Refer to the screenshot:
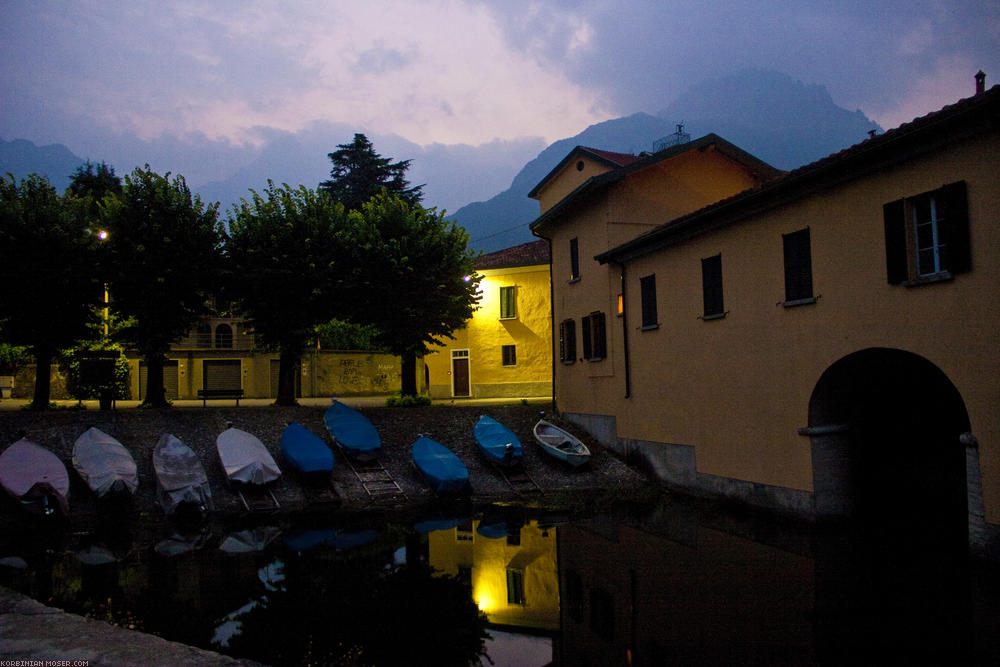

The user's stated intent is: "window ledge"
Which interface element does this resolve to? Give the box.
[639,323,659,331]
[699,311,727,321]
[561,360,575,365]
[903,271,953,287]
[568,277,581,284]
[781,296,819,308]
[498,317,517,321]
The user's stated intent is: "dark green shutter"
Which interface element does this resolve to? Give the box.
[883,198,907,284]
[939,180,971,275]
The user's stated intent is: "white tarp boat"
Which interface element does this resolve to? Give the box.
[216,426,281,486]
[72,427,138,499]
[152,433,214,518]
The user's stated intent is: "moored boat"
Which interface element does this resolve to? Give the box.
[0,438,70,517]
[280,422,334,476]
[216,426,282,486]
[152,433,214,519]
[473,415,523,468]
[411,436,471,495]
[72,427,139,499]
[323,399,381,461]
[532,419,591,468]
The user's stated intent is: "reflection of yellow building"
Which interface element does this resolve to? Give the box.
[425,241,552,399]
[427,519,559,631]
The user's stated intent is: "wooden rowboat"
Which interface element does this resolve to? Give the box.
[532,419,591,467]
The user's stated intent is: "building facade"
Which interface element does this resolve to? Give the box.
[425,240,552,399]
[532,81,1000,553]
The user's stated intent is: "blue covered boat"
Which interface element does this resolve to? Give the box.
[411,436,471,495]
[473,415,523,468]
[323,399,381,461]
[280,422,334,476]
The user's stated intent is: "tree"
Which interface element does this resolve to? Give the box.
[101,166,222,407]
[68,161,123,201]
[319,134,424,211]
[345,194,481,396]
[225,182,351,405]
[0,174,104,408]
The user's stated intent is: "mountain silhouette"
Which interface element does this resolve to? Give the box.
[0,138,86,192]
[453,69,881,252]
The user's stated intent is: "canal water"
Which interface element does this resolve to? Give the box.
[1,496,998,666]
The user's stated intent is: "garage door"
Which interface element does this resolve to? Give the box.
[203,360,242,391]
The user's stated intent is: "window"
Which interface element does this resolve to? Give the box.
[569,237,580,281]
[884,181,970,284]
[565,569,584,623]
[559,319,576,364]
[782,228,814,304]
[639,274,658,329]
[501,345,516,366]
[215,323,233,348]
[196,322,212,347]
[590,588,615,640]
[581,311,607,361]
[499,286,517,319]
[506,569,526,605]
[702,254,725,318]
[616,293,623,317]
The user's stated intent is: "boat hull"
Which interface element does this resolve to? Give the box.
[411,436,471,495]
[0,439,70,517]
[281,422,334,475]
[532,420,591,468]
[323,399,381,461]
[217,427,282,486]
[473,415,524,468]
[153,433,214,518]
[72,427,139,499]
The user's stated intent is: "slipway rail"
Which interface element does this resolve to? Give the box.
[495,464,541,495]
[344,456,407,502]
[236,487,280,513]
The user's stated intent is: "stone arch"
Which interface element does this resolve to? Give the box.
[805,347,978,548]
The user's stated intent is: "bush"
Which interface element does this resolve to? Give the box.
[385,394,431,407]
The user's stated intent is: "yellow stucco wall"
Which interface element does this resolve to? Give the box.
[427,520,559,631]
[544,128,1000,523]
[426,264,552,399]
[535,155,618,214]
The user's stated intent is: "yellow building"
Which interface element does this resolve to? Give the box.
[425,240,552,399]
[532,79,1000,554]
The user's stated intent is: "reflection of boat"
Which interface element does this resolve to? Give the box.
[72,427,139,499]
[473,415,523,468]
[280,422,334,476]
[532,419,590,468]
[219,526,282,554]
[217,426,281,486]
[476,520,508,540]
[154,529,211,557]
[0,438,70,517]
[323,399,381,461]
[152,433,214,518]
[283,527,379,553]
[76,543,119,566]
[413,517,466,534]
[411,436,471,495]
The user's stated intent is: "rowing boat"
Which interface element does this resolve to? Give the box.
[532,419,591,467]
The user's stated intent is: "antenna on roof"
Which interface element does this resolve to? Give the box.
[976,70,986,95]
[652,123,691,152]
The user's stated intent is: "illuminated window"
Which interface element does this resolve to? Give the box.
[499,286,516,319]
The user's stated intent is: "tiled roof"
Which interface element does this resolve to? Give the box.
[581,147,642,167]
[476,239,550,270]
[597,84,1000,265]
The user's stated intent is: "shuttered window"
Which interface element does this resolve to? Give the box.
[581,311,607,361]
[884,180,971,284]
[782,228,814,303]
[559,319,576,364]
[569,237,580,281]
[501,345,516,366]
[702,254,724,317]
[639,274,658,329]
[499,286,516,319]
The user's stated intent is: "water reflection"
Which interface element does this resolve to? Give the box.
[0,497,997,666]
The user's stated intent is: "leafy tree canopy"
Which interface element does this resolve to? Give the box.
[319,134,424,211]
[344,193,481,395]
[225,182,352,404]
[101,165,222,406]
[68,160,122,200]
[0,174,104,407]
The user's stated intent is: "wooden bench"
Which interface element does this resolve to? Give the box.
[197,388,244,406]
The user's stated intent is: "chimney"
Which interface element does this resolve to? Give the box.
[975,70,986,95]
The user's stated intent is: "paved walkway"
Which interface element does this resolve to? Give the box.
[0,587,261,666]
[0,395,552,411]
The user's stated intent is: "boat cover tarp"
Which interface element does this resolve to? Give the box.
[219,526,282,554]
[0,438,70,515]
[473,415,524,467]
[153,433,214,516]
[411,436,470,494]
[323,399,381,460]
[280,422,334,474]
[72,427,139,497]
[216,427,281,486]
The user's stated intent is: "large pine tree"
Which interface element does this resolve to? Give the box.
[319,134,424,211]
